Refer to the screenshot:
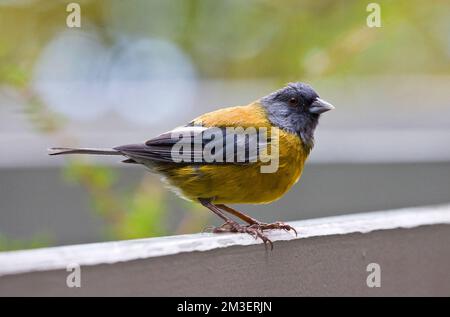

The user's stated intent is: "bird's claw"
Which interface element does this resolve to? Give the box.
[202,226,216,233]
[209,221,274,250]
[249,221,297,236]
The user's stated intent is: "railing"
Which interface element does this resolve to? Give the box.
[1,204,450,296]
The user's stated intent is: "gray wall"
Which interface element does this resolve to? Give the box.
[1,162,450,246]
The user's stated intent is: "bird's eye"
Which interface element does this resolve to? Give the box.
[289,97,298,106]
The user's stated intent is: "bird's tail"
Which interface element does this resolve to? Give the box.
[48,147,122,156]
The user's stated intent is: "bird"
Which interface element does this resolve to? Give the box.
[49,82,334,249]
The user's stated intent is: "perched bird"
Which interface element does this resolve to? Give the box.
[50,82,334,248]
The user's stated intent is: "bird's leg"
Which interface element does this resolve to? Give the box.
[216,204,297,236]
[199,199,273,249]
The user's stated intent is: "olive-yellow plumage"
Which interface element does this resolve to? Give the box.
[155,102,307,204]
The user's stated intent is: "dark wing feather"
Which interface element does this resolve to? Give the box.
[115,125,268,165]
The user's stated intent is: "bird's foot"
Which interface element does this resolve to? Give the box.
[210,220,274,250]
[249,221,297,236]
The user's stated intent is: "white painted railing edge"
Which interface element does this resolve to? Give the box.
[1,203,450,277]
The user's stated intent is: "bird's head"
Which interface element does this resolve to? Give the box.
[260,82,334,150]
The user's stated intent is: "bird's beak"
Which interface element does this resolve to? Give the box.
[309,98,335,114]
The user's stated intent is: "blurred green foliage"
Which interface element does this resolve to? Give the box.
[0,233,53,252]
[0,0,448,82]
[63,161,169,239]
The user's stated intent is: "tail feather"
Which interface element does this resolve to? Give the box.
[48,147,122,156]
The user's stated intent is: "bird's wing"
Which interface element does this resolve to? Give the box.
[116,125,268,165]
[116,103,273,165]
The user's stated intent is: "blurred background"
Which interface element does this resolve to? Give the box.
[0,0,449,250]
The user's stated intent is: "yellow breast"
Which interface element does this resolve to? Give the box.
[156,103,308,204]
